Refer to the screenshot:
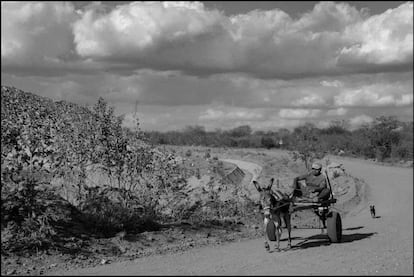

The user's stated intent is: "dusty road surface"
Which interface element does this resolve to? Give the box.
[50,157,413,275]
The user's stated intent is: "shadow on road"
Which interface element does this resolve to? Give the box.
[344,226,364,231]
[280,236,302,241]
[290,231,376,250]
[341,232,376,243]
[291,238,331,249]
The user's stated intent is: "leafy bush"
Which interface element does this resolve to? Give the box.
[1,86,187,254]
[1,185,73,252]
[78,186,160,237]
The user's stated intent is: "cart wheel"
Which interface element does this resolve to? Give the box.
[266,221,276,241]
[327,211,342,243]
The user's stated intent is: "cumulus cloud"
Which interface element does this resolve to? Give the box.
[292,94,327,107]
[338,2,413,68]
[334,81,414,107]
[320,80,343,87]
[335,88,393,107]
[0,71,146,108]
[2,1,412,78]
[292,1,366,33]
[1,2,78,67]
[326,107,348,116]
[264,115,302,130]
[349,114,374,128]
[3,68,411,118]
[73,2,224,56]
[71,1,412,78]
[199,107,263,121]
[396,94,413,106]
[279,108,322,119]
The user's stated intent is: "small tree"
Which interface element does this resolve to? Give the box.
[367,116,401,162]
[290,123,325,170]
[323,119,350,135]
[228,125,252,137]
[261,136,276,149]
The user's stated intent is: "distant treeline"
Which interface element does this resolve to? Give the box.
[145,118,413,162]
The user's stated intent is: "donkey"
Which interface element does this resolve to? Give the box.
[253,178,292,252]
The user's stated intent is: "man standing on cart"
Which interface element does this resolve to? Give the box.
[290,162,331,202]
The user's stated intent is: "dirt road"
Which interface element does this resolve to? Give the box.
[50,157,413,275]
[220,158,262,201]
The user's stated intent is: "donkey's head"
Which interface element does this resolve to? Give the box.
[253,177,274,192]
[253,178,277,215]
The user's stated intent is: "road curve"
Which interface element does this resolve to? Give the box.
[220,158,262,200]
[50,157,413,275]
[220,158,262,182]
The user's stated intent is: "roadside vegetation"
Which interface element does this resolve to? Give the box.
[1,86,256,257]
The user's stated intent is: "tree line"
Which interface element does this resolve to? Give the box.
[145,117,413,164]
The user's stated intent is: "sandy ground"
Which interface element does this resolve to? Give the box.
[49,156,413,275]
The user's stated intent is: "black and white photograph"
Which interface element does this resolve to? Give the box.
[1,1,413,275]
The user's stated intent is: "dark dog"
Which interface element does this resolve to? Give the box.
[370,205,376,218]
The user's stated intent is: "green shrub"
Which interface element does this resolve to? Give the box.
[1,186,73,253]
[77,186,161,237]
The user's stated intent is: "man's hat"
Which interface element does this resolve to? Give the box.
[311,162,322,170]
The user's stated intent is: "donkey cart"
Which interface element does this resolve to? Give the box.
[289,169,342,243]
[291,198,342,242]
[253,169,342,252]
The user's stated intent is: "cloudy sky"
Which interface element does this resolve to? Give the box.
[1,1,413,131]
